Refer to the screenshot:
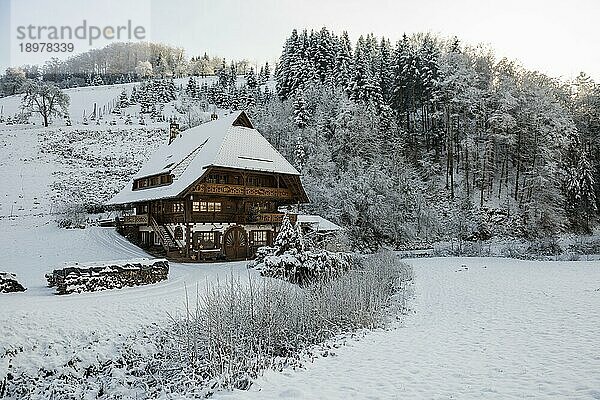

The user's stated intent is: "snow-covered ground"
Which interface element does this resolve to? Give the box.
[3,244,598,399]
[0,216,252,397]
[0,123,166,219]
[220,257,600,400]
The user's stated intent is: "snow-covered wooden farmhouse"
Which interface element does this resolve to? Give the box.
[107,111,309,261]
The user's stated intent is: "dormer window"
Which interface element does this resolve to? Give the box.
[133,174,173,190]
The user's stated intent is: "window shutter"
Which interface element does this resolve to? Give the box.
[214,232,222,248]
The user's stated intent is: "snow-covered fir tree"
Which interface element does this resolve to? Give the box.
[245,67,258,89]
[185,76,199,98]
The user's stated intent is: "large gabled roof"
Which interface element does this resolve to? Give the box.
[107,111,301,205]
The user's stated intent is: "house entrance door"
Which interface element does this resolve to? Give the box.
[223,226,248,260]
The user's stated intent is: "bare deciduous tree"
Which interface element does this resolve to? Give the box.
[21,80,69,127]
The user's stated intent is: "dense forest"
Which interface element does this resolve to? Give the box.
[249,28,599,248]
[179,28,599,247]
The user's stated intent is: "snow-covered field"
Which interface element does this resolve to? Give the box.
[220,257,600,400]
[0,123,166,220]
[3,244,599,399]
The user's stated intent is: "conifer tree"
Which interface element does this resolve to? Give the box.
[118,89,129,108]
[186,76,199,98]
[294,133,306,171]
[245,67,258,89]
[334,31,353,93]
[217,60,229,88]
[274,214,302,255]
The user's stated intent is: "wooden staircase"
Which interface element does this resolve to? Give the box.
[150,216,178,252]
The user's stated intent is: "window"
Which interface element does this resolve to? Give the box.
[250,202,271,212]
[247,176,259,187]
[170,202,184,213]
[134,174,172,190]
[137,204,148,214]
[196,231,216,249]
[252,230,269,246]
[193,201,221,213]
[206,174,229,184]
[151,203,163,213]
[174,226,183,240]
[247,175,275,187]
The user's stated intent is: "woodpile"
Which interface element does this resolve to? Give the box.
[0,272,26,293]
[45,258,169,295]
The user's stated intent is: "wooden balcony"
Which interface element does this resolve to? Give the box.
[122,214,149,225]
[193,183,294,199]
[255,213,297,224]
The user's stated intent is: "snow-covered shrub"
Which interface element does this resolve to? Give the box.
[257,250,351,284]
[0,272,26,293]
[320,229,352,252]
[526,236,562,256]
[499,241,529,259]
[0,325,172,400]
[568,236,600,256]
[251,214,350,284]
[55,204,87,229]
[164,250,412,393]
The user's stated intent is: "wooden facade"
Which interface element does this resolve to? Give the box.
[119,166,304,261]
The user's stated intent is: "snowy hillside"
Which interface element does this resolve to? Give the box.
[0,124,166,219]
[0,77,219,125]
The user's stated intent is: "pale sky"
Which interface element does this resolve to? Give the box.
[1,0,599,81]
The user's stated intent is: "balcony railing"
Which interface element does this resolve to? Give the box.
[193,183,294,199]
[255,213,297,224]
[121,214,149,225]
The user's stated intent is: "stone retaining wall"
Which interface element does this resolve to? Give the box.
[45,259,169,295]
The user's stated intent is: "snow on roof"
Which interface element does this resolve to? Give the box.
[107,111,300,205]
[296,214,342,232]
